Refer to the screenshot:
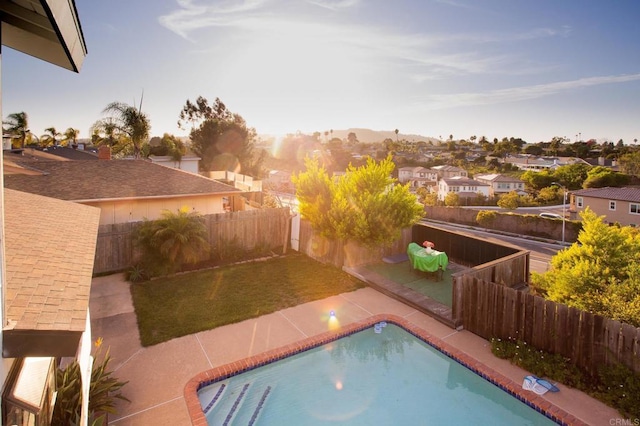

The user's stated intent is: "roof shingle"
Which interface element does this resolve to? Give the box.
[4,160,240,201]
[4,189,101,332]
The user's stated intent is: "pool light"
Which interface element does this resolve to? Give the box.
[330,310,335,318]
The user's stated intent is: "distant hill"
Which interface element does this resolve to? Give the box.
[258,128,438,144]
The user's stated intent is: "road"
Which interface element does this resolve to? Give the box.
[421,220,566,273]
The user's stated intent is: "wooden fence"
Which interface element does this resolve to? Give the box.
[93,208,291,275]
[461,275,640,374]
[297,219,412,268]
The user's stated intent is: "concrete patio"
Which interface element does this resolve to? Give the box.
[89,273,621,425]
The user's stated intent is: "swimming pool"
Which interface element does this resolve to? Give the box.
[187,316,565,425]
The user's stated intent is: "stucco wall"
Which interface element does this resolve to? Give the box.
[85,194,225,225]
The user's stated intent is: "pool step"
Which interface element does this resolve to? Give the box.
[202,383,226,414]
[206,382,273,425]
[222,383,250,426]
[248,385,272,426]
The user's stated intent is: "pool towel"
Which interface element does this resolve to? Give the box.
[522,375,559,395]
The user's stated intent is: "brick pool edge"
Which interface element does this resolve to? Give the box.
[184,314,585,426]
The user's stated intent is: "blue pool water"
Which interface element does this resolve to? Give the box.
[198,324,558,425]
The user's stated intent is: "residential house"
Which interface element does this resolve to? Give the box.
[431,165,468,179]
[504,155,591,172]
[4,160,242,225]
[149,154,201,175]
[0,1,92,423]
[397,166,438,190]
[437,176,491,202]
[570,187,640,227]
[474,174,526,198]
[265,170,294,193]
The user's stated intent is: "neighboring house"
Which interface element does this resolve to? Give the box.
[570,187,640,227]
[474,174,526,198]
[431,165,468,179]
[504,155,591,172]
[265,170,294,192]
[149,154,200,174]
[437,176,491,202]
[4,160,242,226]
[398,166,438,190]
[0,1,91,423]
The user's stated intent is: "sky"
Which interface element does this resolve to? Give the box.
[3,0,640,144]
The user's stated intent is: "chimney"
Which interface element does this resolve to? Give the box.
[98,145,111,160]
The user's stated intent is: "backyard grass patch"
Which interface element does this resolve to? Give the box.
[130,254,365,346]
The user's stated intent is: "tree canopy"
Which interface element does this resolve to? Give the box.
[179,96,261,176]
[293,156,424,247]
[530,208,640,326]
[92,101,151,158]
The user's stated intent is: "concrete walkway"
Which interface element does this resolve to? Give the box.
[89,273,621,426]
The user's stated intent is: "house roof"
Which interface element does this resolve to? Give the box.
[572,187,640,203]
[475,173,523,183]
[3,189,100,357]
[442,176,489,186]
[4,160,241,202]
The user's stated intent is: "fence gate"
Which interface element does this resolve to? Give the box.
[291,213,300,251]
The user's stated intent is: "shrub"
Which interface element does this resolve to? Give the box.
[53,340,129,425]
[133,207,210,278]
[476,210,497,228]
[490,337,640,418]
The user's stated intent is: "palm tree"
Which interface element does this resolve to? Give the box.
[63,127,80,147]
[40,127,62,147]
[134,207,210,275]
[98,100,150,158]
[394,128,399,142]
[90,117,120,147]
[3,111,30,149]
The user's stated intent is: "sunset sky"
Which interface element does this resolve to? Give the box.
[3,0,640,144]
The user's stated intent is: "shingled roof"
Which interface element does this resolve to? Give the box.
[3,189,101,357]
[4,160,240,202]
[572,187,640,202]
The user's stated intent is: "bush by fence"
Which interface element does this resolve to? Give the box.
[461,275,640,374]
[93,208,291,275]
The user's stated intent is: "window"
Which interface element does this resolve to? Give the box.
[577,197,583,208]
[631,203,640,215]
[2,357,57,426]
[609,201,616,211]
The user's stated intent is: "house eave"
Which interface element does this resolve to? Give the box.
[0,0,87,72]
[2,329,82,358]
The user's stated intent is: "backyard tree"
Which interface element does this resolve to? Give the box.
[444,192,460,206]
[583,166,630,188]
[619,151,640,177]
[178,96,261,176]
[3,111,31,149]
[530,208,640,326]
[497,191,519,209]
[133,207,210,277]
[63,127,80,147]
[40,126,62,147]
[293,156,423,247]
[93,100,151,158]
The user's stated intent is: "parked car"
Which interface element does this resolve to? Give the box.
[539,212,562,219]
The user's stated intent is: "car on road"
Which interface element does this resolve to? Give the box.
[539,212,562,219]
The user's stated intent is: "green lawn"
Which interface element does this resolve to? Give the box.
[130,254,365,346]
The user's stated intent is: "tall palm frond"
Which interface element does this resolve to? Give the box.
[3,111,30,149]
[102,101,150,159]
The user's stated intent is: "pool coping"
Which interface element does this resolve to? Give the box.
[184,313,587,426]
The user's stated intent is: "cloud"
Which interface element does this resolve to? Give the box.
[305,0,359,11]
[158,0,268,40]
[421,73,640,109]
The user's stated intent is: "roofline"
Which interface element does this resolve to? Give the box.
[72,191,242,204]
